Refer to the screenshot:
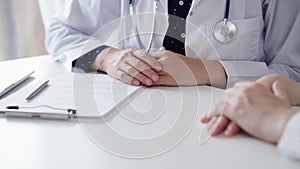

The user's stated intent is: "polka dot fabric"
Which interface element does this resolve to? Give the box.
[72,45,108,72]
[163,0,193,55]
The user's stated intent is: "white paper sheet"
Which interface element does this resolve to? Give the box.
[0,72,142,118]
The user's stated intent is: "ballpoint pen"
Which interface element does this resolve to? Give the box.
[1,106,103,120]
[1,106,77,120]
[26,80,49,102]
[0,71,35,99]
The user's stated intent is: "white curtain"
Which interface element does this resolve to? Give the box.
[0,0,120,61]
[0,0,46,61]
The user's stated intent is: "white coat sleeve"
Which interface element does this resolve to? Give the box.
[45,0,121,71]
[278,112,300,160]
[220,0,300,87]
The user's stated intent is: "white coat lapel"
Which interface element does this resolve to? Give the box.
[190,0,204,11]
[159,0,167,12]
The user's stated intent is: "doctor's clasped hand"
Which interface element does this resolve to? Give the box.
[91,47,162,86]
[92,48,228,87]
[151,50,227,87]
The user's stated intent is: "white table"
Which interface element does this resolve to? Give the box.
[0,56,299,169]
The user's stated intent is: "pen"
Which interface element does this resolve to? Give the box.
[2,106,78,120]
[0,106,117,120]
[0,71,35,99]
[1,109,72,120]
[25,80,50,102]
[1,105,105,120]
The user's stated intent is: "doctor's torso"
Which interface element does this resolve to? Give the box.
[116,0,266,61]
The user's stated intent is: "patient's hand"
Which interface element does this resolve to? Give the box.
[201,81,296,143]
[257,74,300,106]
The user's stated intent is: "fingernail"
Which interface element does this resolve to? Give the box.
[145,79,153,86]
[133,80,140,86]
[154,63,162,70]
[224,129,231,137]
[207,122,216,135]
[152,75,159,81]
[201,116,207,123]
[209,125,217,136]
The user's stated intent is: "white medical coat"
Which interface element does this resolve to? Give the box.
[46,0,300,87]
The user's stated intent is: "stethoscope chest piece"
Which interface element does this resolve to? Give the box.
[213,20,238,44]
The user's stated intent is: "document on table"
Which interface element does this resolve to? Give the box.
[0,72,143,118]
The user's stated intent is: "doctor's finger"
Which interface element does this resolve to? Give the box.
[114,70,140,86]
[133,50,162,71]
[154,75,178,86]
[126,57,160,82]
[119,63,153,86]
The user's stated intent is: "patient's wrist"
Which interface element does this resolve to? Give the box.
[276,108,297,143]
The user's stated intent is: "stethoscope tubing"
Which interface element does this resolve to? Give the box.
[129,0,237,48]
[129,0,158,52]
[224,0,231,19]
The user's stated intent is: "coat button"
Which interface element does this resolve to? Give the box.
[181,33,186,38]
[179,1,184,6]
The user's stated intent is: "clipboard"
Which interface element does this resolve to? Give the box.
[0,72,143,120]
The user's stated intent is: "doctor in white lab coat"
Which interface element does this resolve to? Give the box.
[46,0,300,88]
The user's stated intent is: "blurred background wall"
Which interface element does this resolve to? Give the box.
[0,0,70,61]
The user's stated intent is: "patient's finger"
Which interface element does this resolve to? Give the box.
[224,122,240,137]
[205,100,226,121]
[210,116,230,136]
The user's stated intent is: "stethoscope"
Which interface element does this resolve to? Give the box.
[129,0,158,52]
[129,0,238,52]
[213,0,238,44]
